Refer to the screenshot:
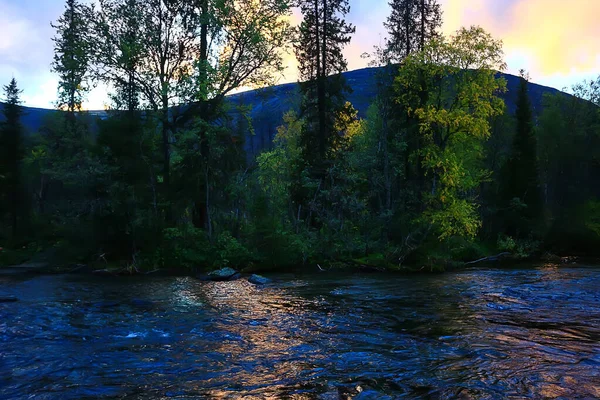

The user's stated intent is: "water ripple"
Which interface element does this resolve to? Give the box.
[0,266,599,398]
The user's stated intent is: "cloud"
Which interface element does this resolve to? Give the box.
[438,0,600,87]
[3,0,599,109]
[0,0,64,108]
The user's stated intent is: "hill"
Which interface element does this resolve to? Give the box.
[0,67,565,156]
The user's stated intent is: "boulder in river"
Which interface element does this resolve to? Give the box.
[197,267,240,281]
[248,274,271,285]
[0,296,18,303]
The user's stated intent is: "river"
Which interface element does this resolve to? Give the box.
[1,265,599,399]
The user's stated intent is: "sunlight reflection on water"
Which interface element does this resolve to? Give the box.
[0,267,599,398]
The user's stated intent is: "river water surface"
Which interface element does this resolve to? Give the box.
[1,265,599,399]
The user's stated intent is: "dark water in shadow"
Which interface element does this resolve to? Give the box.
[1,265,599,399]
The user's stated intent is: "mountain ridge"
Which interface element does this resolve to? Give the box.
[0,67,566,156]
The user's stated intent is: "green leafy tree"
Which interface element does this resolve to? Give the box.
[0,79,25,239]
[94,0,292,229]
[395,26,507,240]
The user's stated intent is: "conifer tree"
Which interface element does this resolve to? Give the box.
[295,0,355,171]
[0,79,25,238]
[51,0,92,115]
[501,71,543,236]
[385,0,442,61]
[385,0,442,208]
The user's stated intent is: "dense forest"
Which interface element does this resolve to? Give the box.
[1,0,599,273]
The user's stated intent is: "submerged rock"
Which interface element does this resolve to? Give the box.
[197,267,240,281]
[248,274,271,285]
[0,296,18,303]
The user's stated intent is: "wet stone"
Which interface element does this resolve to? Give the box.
[248,274,271,285]
[197,267,239,281]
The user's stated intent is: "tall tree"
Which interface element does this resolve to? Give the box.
[395,26,507,240]
[501,71,543,236]
[51,0,92,115]
[385,0,442,211]
[95,0,143,113]
[180,0,292,233]
[295,0,355,171]
[94,0,292,228]
[385,0,442,61]
[0,79,25,239]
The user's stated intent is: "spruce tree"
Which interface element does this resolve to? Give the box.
[0,79,25,239]
[295,0,355,172]
[385,0,441,208]
[501,72,543,236]
[51,0,91,115]
[385,0,442,61]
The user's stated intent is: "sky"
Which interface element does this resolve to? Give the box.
[0,0,599,110]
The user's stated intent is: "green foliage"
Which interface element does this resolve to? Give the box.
[51,0,92,112]
[395,26,506,241]
[584,200,600,237]
[500,73,543,237]
[214,231,255,269]
[8,0,600,272]
[385,0,442,61]
[156,226,210,270]
[0,78,26,240]
[296,0,355,170]
[497,234,540,259]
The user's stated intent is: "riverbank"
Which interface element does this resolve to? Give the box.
[2,251,599,279]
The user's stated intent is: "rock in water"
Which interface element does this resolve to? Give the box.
[248,274,271,285]
[197,267,239,282]
[228,272,242,281]
[0,296,18,303]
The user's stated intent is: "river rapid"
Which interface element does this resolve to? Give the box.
[1,265,599,399]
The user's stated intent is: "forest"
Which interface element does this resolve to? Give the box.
[1,0,599,273]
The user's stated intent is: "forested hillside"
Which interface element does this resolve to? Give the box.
[0,67,564,156]
[1,0,599,272]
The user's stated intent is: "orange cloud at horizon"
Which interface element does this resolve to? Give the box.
[441,0,600,87]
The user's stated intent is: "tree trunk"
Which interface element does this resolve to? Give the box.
[192,5,212,232]
[420,0,425,51]
[161,94,171,222]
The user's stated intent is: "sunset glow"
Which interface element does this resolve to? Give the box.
[0,0,598,108]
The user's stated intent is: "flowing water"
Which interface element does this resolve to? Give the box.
[1,265,599,399]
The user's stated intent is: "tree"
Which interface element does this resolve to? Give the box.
[95,0,144,113]
[384,0,442,210]
[94,0,292,228]
[385,0,442,61]
[295,0,355,171]
[395,26,507,240]
[537,76,600,252]
[0,79,25,239]
[51,0,92,115]
[500,71,543,236]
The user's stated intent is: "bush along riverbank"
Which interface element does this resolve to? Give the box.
[2,232,599,278]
